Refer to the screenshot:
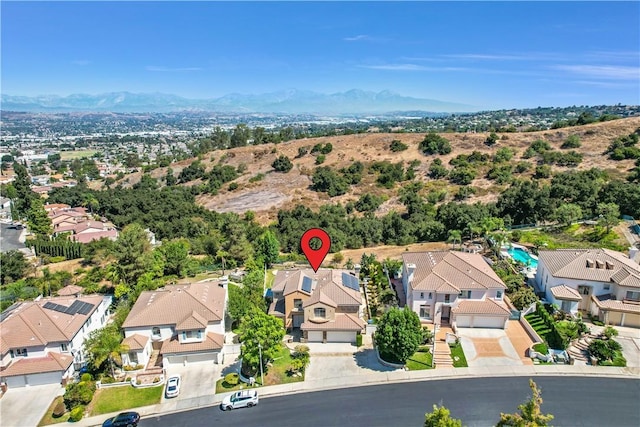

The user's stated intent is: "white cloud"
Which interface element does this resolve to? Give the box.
[145,66,203,72]
[552,65,639,80]
[443,54,531,61]
[343,35,371,41]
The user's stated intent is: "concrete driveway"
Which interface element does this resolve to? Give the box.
[161,361,224,411]
[0,383,63,427]
[458,328,525,367]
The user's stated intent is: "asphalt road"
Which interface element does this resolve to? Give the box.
[0,223,26,252]
[141,376,640,427]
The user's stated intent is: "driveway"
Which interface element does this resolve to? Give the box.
[0,383,63,427]
[458,327,527,367]
[161,361,226,411]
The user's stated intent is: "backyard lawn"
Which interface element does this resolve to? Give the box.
[525,313,552,338]
[88,385,163,416]
[405,347,434,370]
[450,342,468,368]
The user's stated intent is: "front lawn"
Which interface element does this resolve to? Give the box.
[88,385,163,416]
[449,342,468,368]
[406,347,434,370]
[262,344,304,386]
[525,313,553,338]
[38,396,70,426]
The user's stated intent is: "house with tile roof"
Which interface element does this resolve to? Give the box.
[402,251,510,330]
[535,248,640,328]
[121,281,227,368]
[268,269,364,343]
[0,294,112,388]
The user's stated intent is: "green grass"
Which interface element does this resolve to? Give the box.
[59,149,98,160]
[406,348,434,370]
[519,225,627,252]
[38,396,70,426]
[533,343,549,354]
[263,344,304,386]
[449,342,468,368]
[88,385,163,416]
[216,377,252,394]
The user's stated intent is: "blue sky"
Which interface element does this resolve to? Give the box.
[2,1,639,109]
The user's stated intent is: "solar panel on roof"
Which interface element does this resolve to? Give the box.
[342,273,360,291]
[301,276,313,293]
[77,302,94,315]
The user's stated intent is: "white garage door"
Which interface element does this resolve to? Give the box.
[456,315,472,328]
[327,331,355,343]
[4,371,61,388]
[474,316,505,329]
[307,331,323,342]
[163,352,218,366]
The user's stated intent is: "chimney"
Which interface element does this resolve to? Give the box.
[595,260,604,269]
[406,263,417,284]
[586,259,594,268]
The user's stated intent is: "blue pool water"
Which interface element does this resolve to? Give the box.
[508,247,538,268]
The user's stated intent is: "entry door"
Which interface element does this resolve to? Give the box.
[441,306,451,322]
[577,286,592,310]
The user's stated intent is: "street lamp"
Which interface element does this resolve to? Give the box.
[257,343,264,386]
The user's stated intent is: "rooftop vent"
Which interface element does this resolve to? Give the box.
[595,260,604,269]
[586,259,594,268]
[605,261,614,270]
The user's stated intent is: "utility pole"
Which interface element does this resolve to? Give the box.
[258,343,264,386]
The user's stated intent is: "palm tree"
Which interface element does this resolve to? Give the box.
[447,230,462,251]
[216,249,229,276]
[84,325,129,378]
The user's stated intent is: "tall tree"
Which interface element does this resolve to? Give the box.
[159,239,191,277]
[239,307,285,378]
[27,197,52,237]
[111,223,153,288]
[554,203,583,227]
[424,404,463,427]
[11,161,37,218]
[596,202,620,233]
[0,250,30,285]
[255,230,280,268]
[375,307,423,364]
[497,379,554,427]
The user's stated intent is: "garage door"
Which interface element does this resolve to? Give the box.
[307,331,323,342]
[163,352,218,366]
[456,315,472,328]
[4,371,61,388]
[327,331,354,343]
[455,315,505,328]
[622,313,640,328]
[474,316,505,329]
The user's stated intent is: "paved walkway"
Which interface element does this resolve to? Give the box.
[62,364,640,427]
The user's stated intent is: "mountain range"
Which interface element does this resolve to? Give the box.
[0,90,477,114]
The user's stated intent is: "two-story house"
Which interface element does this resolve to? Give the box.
[402,251,510,329]
[0,294,112,388]
[269,269,364,343]
[535,248,640,328]
[121,282,227,368]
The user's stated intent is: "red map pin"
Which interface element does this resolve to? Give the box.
[300,228,331,273]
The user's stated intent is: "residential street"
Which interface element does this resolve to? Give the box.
[139,377,640,427]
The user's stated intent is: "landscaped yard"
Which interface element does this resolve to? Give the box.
[525,313,553,340]
[405,347,434,370]
[88,385,163,416]
[38,396,70,426]
[450,342,468,368]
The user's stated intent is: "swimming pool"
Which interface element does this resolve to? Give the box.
[507,247,538,268]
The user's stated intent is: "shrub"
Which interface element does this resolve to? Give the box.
[100,376,116,384]
[603,326,619,339]
[532,343,549,355]
[356,334,363,347]
[224,373,239,386]
[80,373,92,382]
[68,405,85,422]
[271,155,293,173]
[296,146,309,158]
[136,379,142,385]
[52,401,67,418]
[63,381,96,409]
[249,173,265,183]
[389,140,408,152]
[561,134,581,149]
[420,133,451,155]
[485,132,499,146]
[125,376,131,382]
[228,182,239,191]
[315,154,326,165]
[50,256,66,263]
[153,377,160,383]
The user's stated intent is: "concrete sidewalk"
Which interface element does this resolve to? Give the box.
[60,364,640,427]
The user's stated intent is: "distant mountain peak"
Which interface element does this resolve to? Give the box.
[1,90,477,114]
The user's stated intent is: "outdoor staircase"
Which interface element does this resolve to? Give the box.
[146,350,163,371]
[433,343,454,368]
[567,333,598,364]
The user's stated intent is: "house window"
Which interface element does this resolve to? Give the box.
[197,330,203,339]
[61,343,69,352]
[314,307,326,318]
[496,291,503,299]
[128,352,138,364]
[444,294,450,303]
[152,327,161,337]
[561,301,572,312]
[458,290,471,299]
[603,284,610,291]
[86,317,91,326]
[419,305,431,319]
[420,292,424,299]
[428,293,432,299]
[11,348,28,358]
[625,291,640,301]
[294,299,303,309]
